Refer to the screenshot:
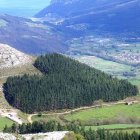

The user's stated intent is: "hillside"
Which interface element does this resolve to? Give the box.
[4,54,138,113]
[0,15,68,54]
[34,0,140,91]
[34,0,140,83]
[0,44,40,108]
[0,43,32,68]
[35,0,140,36]
[0,1,140,139]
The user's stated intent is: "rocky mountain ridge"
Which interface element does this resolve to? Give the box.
[0,44,32,68]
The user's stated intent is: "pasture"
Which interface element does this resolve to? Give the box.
[0,117,14,131]
[64,104,140,123]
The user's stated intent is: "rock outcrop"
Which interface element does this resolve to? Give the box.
[0,44,32,69]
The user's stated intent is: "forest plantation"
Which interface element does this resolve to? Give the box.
[4,54,138,113]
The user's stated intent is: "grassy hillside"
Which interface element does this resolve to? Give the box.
[64,104,140,125]
[0,117,14,131]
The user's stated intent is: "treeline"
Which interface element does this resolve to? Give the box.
[4,53,138,113]
[3,121,140,140]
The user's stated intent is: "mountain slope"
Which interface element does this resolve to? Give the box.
[36,0,131,17]
[35,0,140,36]
[0,43,32,68]
[0,43,41,110]
[34,0,140,67]
[0,15,68,54]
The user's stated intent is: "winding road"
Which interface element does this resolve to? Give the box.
[27,100,139,123]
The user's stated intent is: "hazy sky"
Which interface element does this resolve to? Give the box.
[0,0,51,17]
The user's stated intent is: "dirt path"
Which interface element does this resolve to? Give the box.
[27,100,139,123]
[0,109,23,124]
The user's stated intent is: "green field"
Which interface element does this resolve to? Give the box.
[65,104,140,123]
[85,124,140,130]
[75,56,132,75]
[32,115,61,123]
[0,117,14,131]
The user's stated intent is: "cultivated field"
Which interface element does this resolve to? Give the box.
[68,36,140,65]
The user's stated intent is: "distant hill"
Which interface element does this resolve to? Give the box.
[4,53,138,113]
[0,0,139,55]
[0,15,68,54]
[35,0,140,36]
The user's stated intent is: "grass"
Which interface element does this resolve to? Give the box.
[31,103,140,129]
[65,104,140,122]
[32,115,64,124]
[75,56,132,75]
[17,111,28,123]
[0,117,14,131]
[32,115,58,122]
[85,124,140,130]
[0,61,40,81]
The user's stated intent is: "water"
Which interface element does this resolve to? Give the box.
[0,0,51,17]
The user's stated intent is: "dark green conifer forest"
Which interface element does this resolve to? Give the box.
[4,121,140,140]
[4,54,138,113]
